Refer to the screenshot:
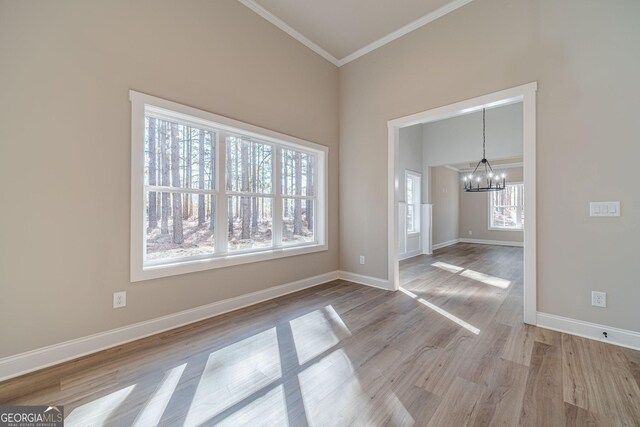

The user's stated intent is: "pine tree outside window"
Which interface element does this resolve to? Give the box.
[130,92,327,281]
[489,182,524,230]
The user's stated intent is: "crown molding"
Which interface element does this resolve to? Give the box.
[239,0,476,67]
[238,0,340,66]
[458,162,523,173]
[443,164,461,172]
[336,0,475,66]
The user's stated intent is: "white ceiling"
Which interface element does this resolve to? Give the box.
[239,0,474,66]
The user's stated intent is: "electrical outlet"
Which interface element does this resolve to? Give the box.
[468,230,473,235]
[591,291,606,308]
[113,291,127,309]
[359,255,365,265]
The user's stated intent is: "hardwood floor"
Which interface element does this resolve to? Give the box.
[1,243,639,426]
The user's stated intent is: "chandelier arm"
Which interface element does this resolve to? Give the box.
[485,159,495,173]
[471,160,482,176]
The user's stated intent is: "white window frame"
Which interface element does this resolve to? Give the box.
[405,170,421,235]
[488,182,524,231]
[130,91,328,282]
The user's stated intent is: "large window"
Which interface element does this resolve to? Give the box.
[131,92,327,281]
[406,171,421,234]
[489,183,524,230]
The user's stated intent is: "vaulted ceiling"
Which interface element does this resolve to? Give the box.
[239,0,474,66]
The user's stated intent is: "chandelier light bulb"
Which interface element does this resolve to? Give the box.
[476,177,481,182]
[501,173,506,179]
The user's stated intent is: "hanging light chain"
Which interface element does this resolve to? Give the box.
[462,107,507,192]
[483,108,486,159]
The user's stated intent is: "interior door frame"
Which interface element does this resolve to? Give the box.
[387,82,538,325]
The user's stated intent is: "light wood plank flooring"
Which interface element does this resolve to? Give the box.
[1,243,639,426]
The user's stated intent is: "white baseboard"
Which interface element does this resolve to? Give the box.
[537,312,640,351]
[338,271,392,291]
[399,249,423,261]
[432,239,460,250]
[459,238,523,247]
[0,271,340,382]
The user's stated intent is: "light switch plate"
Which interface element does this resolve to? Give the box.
[590,201,620,217]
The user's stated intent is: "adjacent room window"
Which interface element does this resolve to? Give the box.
[406,171,421,234]
[489,182,524,230]
[130,91,327,281]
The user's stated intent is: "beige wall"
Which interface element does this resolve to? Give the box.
[0,0,339,357]
[459,167,523,243]
[2,0,640,359]
[431,167,459,245]
[340,0,640,331]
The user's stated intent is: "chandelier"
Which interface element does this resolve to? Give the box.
[463,108,506,192]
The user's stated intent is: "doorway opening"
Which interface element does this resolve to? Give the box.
[387,82,537,324]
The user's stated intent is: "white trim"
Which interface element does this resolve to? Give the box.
[422,204,433,255]
[136,245,329,282]
[388,125,401,291]
[388,86,530,128]
[336,0,475,66]
[238,0,475,67]
[488,181,524,231]
[458,162,523,173]
[338,271,392,291]
[522,85,537,325]
[405,170,422,235]
[130,91,328,282]
[130,91,328,155]
[432,238,460,250]
[537,312,640,351]
[399,249,423,261]
[237,0,340,66]
[459,238,523,247]
[388,82,537,323]
[0,271,340,382]
[488,227,524,232]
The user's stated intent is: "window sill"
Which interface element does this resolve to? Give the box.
[407,232,421,236]
[488,227,524,232]
[132,244,328,282]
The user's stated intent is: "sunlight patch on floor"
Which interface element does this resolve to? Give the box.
[430,261,511,289]
[297,349,412,425]
[431,261,465,273]
[298,350,367,425]
[215,384,288,427]
[460,269,511,288]
[184,327,281,427]
[132,363,186,427]
[399,287,480,335]
[290,305,352,364]
[65,384,135,426]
